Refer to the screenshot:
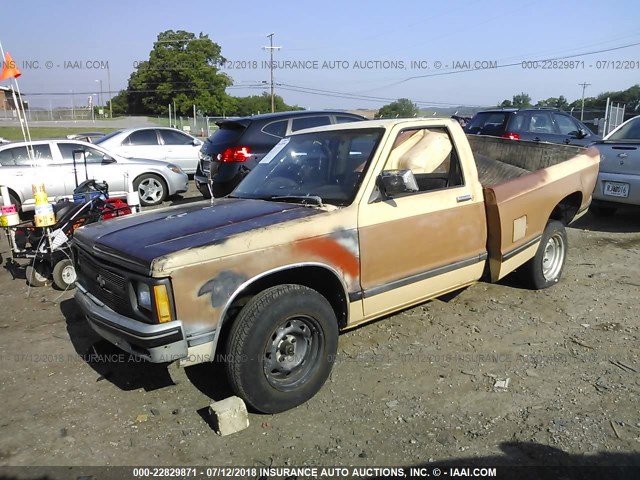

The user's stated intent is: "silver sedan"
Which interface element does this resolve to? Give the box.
[591,115,640,215]
[0,139,189,210]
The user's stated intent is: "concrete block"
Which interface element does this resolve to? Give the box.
[209,396,249,436]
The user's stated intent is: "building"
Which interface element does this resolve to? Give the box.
[0,86,24,112]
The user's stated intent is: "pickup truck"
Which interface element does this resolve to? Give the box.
[72,118,599,414]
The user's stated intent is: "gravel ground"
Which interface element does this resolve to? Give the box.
[0,187,638,478]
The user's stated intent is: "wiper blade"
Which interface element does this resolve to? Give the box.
[269,195,324,207]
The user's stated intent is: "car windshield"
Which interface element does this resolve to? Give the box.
[232,128,383,206]
[607,117,640,141]
[94,130,123,145]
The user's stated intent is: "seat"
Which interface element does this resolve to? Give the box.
[387,129,453,173]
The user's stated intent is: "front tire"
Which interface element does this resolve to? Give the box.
[225,284,338,414]
[25,259,51,287]
[134,174,167,207]
[522,220,567,289]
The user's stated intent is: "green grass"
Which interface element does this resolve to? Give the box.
[0,127,120,141]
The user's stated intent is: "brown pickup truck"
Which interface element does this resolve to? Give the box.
[72,118,599,413]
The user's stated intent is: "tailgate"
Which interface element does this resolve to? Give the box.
[483,148,599,282]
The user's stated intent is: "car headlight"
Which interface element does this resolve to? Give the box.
[136,282,152,310]
[198,151,211,162]
[167,164,184,174]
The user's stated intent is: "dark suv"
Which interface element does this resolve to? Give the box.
[464,108,600,146]
[195,110,367,197]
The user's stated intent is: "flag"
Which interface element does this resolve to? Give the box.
[0,52,22,80]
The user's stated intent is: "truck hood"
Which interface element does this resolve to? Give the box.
[74,198,323,270]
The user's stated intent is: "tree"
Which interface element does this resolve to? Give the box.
[498,92,531,108]
[536,95,569,109]
[123,30,233,116]
[377,98,419,118]
[229,92,303,116]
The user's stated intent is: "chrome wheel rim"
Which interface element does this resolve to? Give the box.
[138,178,164,204]
[264,316,322,391]
[542,232,565,281]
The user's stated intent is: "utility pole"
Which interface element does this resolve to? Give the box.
[107,64,112,118]
[263,33,281,113]
[579,82,591,121]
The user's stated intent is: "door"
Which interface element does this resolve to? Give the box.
[0,143,61,208]
[56,142,127,197]
[158,128,200,174]
[516,111,558,143]
[357,126,488,318]
[552,112,593,146]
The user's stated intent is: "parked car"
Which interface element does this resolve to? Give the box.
[66,132,106,143]
[0,139,188,209]
[464,108,600,146]
[73,118,598,413]
[590,115,640,216]
[195,110,367,198]
[94,127,203,174]
[0,137,9,145]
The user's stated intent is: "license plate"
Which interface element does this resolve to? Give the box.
[604,181,629,198]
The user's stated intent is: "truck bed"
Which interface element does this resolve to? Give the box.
[467,134,586,187]
[465,135,600,282]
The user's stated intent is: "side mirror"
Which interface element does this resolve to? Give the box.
[102,155,116,164]
[577,128,588,139]
[192,139,203,146]
[377,169,419,197]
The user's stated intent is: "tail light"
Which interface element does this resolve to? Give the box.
[220,146,251,163]
[501,133,520,140]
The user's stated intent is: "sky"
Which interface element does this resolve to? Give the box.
[2,0,640,112]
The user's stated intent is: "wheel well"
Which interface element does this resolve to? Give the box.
[216,266,348,354]
[549,191,582,225]
[7,188,20,209]
[134,172,167,187]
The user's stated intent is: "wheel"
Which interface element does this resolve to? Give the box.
[134,174,167,207]
[52,258,77,290]
[25,259,51,287]
[197,182,212,199]
[589,205,616,217]
[521,220,567,289]
[225,284,339,413]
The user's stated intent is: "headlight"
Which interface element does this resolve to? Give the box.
[167,164,184,174]
[198,151,211,161]
[136,282,151,310]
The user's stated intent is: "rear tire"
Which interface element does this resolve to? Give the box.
[225,284,338,413]
[25,259,51,287]
[521,220,567,289]
[52,258,77,290]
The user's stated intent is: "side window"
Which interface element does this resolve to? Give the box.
[160,129,193,145]
[262,120,288,138]
[526,113,555,134]
[4,144,53,166]
[291,116,331,132]
[383,128,463,194]
[0,148,16,166]
[124,130,159,146]
[553,114,581,135]
[58,143,105,164]
[335,115,360,124]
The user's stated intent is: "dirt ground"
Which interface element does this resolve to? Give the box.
[0,186,639,478]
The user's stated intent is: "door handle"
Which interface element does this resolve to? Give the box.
[617,153,628,158]
[456,194,473,203]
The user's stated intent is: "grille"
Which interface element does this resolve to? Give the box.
[75,247,134,318]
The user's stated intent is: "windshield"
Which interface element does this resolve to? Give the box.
[607,117,640,141]
[232,128,383,206]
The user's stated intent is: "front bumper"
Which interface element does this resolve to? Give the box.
[592,171,640,206]
[74,283,188,363]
